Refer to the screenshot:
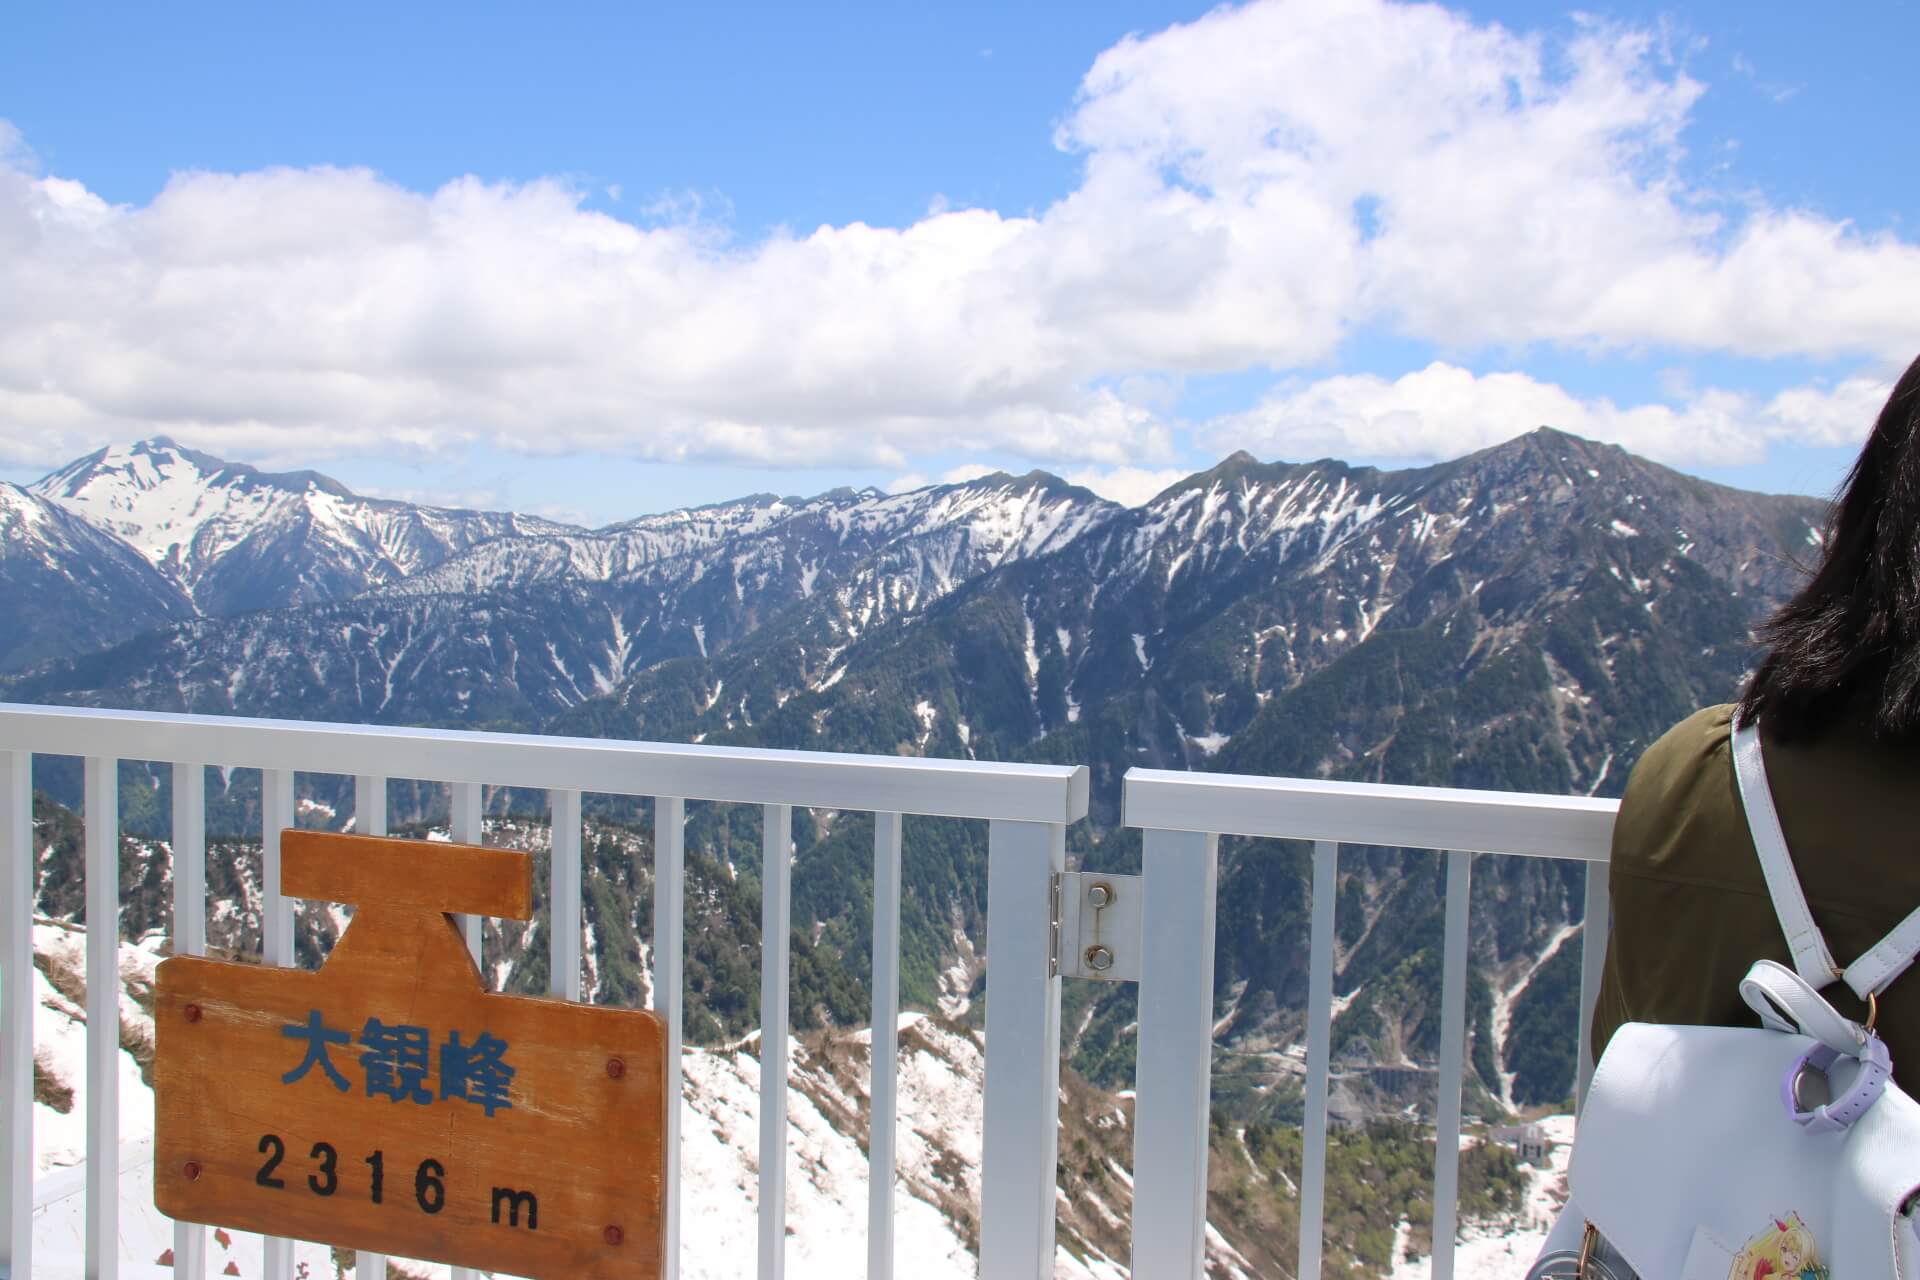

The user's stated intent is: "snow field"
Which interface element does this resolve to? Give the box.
[1387,1114,1575,1279]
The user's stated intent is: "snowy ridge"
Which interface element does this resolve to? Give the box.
[387,470,1118,606]
[383,491,833,597]
[31,438,574,614]
[0,481,195,670]
[1109,460,1412,594]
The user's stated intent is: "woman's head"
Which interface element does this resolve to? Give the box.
[1740,353,1920,741]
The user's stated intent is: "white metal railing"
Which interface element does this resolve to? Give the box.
[1,701,1623,1280]
[1122,767,1619,1279]
[0,703,1088,1280]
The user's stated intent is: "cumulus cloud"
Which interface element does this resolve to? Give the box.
[1209,363,1894,468]
[2,0,1917,474]
[1065,466,1194,507]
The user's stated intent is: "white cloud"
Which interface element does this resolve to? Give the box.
[1759,376,1892,447]
[1210,362,1894,467]
[2,0,1917,474]
[1064,466,1194,507]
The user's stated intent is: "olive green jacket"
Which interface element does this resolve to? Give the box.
[1592,703,1920,1091]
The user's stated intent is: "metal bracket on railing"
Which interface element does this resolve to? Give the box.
[1053,871,1143,983]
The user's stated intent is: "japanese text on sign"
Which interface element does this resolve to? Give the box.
[280,1010,516,1115]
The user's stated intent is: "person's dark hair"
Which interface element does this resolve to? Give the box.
[1739,353,1920,742]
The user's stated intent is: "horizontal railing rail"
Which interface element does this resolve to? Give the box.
[0,703,1090,824]
[1122,767,1620,1280]
[0,704,1088,1280]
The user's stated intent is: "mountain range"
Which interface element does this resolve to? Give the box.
[8,430,1828,1134]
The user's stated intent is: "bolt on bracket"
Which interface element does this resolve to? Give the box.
[1054,870,1143,983]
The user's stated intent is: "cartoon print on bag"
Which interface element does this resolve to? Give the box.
[1729,1214,1828,1280]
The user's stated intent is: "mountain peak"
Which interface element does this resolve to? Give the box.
[33,437,358,506]
[1449,426,1638,481]
[1142,448,1331,507]
[939,468,1106,505]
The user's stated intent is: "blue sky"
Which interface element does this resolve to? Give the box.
[4,1,1917,522]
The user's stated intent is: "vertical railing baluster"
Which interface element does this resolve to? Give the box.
[653,797,686,1280]
[1298,839,1339,1280]
[1577,860,1610,1111]
[1429,850,1473,1280]
[759,803,793,1280]
[1,751,32,1280]
[550,789,583,1001]
[1130,827,1221,1277]
[262,770,295,967]
[86,756,121,1279]
[355,774,387,838]
[868,812,903,1280]
[352,775,387,1280]
[261,768,295,1279]
[450,781,484,962]
[171,764,208,1280]
[171,765,208,959]
[449,781,483,1280]
[978,818,1066,1280]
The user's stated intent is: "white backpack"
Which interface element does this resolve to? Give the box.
[1530,721,1920,1279]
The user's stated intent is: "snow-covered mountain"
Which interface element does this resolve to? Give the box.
[6,468,1120,724]
[0,482,193,671]
[572,430,1822,780]
[380,469,1115,618]
[377,492,812,596]
[30,438,574,615]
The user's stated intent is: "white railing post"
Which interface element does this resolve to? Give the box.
[550,789,583,1001]
[1429,850,1473,1280]
[1130,827,1220,1278]
[448,782,483,1280]
[979,818,1066,1280]
[1297,840,1339,1280]
[450,781,483,963]
[355,774,387,837]
[759,803,793,1280]
[262,769,295,967]
[171,764,208,1280]
[653,797,686,1280]
[86,756,121,1280]
[1,751,31,1280]
[351,775,387,1280]
[172,765,207,959]
[1577,861,1610,1111]
[261,768,295,1279]
[868,812,903,1280]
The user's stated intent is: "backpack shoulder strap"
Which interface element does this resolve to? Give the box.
[1845,910,1920,999]
[1730,720,1841,988]
[1732,719,1920,1000]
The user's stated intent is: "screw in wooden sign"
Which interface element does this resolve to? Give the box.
[154,830,667,1278]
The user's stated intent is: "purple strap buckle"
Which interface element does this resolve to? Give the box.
[1782,1035,1893,1134]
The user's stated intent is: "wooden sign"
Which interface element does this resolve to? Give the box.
[154,831,667,1278]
